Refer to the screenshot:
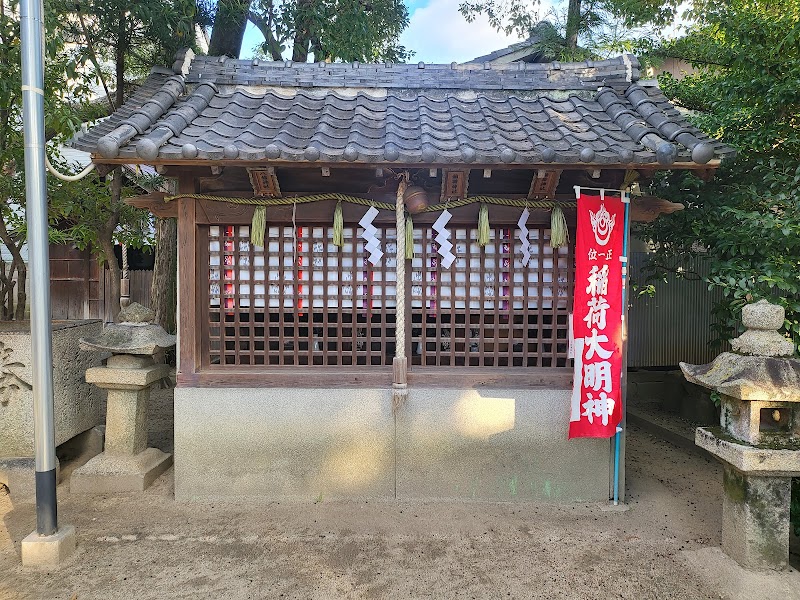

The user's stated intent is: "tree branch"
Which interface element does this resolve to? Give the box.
[248,10,283,60]
[76,6,116,112]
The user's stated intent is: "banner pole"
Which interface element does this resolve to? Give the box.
[613,191,631,505]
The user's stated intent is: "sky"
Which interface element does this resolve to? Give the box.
[239,0,554,64]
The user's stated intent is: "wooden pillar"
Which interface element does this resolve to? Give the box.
[176,174,198,383]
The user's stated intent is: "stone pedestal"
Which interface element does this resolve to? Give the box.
[683,300,800,571]
[71,358,172,493]
[722,465,791,570]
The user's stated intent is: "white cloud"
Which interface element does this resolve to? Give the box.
[400,0,523,64]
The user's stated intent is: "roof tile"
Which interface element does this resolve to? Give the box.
[71,55,734,166]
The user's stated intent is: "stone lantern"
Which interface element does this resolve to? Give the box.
[71,303,176,493]
[680,300,800,570]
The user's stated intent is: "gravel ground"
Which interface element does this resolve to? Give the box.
[2,422,799,600]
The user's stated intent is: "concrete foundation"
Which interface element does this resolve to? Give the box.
[21,525,76,567]
[174,386,610,502]
[722,464,791,570]
[0,320,103,458]
[396,388,608,501]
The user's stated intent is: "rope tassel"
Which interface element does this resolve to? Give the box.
[405,215,414,260]
[333,200,344,248]
[478,203,490,247]
[550,205,569,249]
[251,205,267,247]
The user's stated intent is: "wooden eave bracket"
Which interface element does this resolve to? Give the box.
[94,163,119,178]
[696,168,716,182]
[124,192,178,218]
[630,195,684,223]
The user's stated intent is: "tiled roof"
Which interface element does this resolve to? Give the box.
[71,51,734,167]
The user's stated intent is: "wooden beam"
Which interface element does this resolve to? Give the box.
[175,366,571,389]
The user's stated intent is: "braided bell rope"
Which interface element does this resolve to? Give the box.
[395,177,407,363]
[163,192,576,211]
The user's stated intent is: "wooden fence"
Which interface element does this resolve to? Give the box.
[50,244,153,322]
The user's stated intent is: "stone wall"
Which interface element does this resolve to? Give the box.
[174,386,610,502]
[0,320,104,457]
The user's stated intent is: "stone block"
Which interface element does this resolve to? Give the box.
[395,388,610,502]
[0,321,104,458]
[70,447,172,493]
[104,388,149,455]
[85,363,169,390]
[731,329,794,357]
[0,457,61,504]
[174,387,396,501]
[742,300,785,331]
[21,525,76,567]
[696,427,800,476]
[722,465,791,570]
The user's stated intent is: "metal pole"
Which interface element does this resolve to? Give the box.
[21,0,58,535]
[613,191,631,505]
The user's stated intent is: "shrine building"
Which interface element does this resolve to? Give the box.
[72,50,732,502]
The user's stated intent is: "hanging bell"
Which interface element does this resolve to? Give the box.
[403,185,429,214]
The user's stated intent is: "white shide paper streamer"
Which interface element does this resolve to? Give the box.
[432,209,455,269]
[517,207,531,267]
[359,206,383,266]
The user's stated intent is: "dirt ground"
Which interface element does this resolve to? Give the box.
[2,423,800,600]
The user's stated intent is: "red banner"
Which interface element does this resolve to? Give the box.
[569,192,626,439]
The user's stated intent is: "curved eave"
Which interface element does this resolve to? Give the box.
[91,155,724,171]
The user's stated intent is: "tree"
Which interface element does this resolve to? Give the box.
[64,0,200,321]
[0,0,96,319]
[207,0,411,62]
[636,1,800,347]
[459,0,681,59]
[208,0,251,57]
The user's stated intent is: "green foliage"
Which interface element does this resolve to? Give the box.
[638,1,800,352]
[0,0,102,318]
[458,0,679,59]
[247,0,411,62]
[0,0,195,319]
[68,0,202,87]
[46,159,154,257]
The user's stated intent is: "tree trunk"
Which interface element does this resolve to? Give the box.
[291,0,313,62]
[14,261,26,321]
[116,9,126,107]
[209,0,252,57]
[102,238,121,322]
[149,217,177,333]
[0,217,26,320]
[248,10,285,60]
[566,0,581,51]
